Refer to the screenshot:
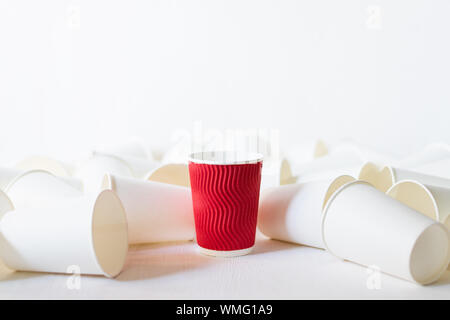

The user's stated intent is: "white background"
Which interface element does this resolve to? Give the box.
[1,0,449,163]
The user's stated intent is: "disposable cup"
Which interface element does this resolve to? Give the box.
[396,143,450,169]
[102,174,195,244]
[93,151,157,179]
[15,156,74,177]
[414,157,450,181]
[322,180,450,285]
[161,136,191,164]
[331,139,396,165]
[359,162,450,193]
[293,149,363,183]
[387,180,450,229]
[94,138,152,160]
[0,189,14,219]
[0,167,25,191]
[284,139,328,167]
[5,170,83,209]
[260,158,295,190]
[258,176,355,249]
[74,154,134,194]
[189,151,263,257]
[149,146,165,162]
[0,167,82,192]
[0,190,128,277]
[145,163,190,187]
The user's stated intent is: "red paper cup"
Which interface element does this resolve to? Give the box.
[188,151,263,257]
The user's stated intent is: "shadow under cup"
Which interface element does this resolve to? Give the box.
[188,151,263,257]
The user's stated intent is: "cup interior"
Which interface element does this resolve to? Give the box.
[146,163,190,187]
[358,162,395,192]
[322,175,356,210]
[189,151,263,165]
[386,180,439,221]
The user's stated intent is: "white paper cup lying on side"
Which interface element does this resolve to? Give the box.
[95,138,152,160]
[260,158,295,190]
[0,167,26,191]
[102,174,195,244]
[0,190,128,277]
[387,180,450,229]
[16,156,74,177]
[396,143,450,169]
[284,139,328,167]
[74,154,134,194]
[330,139,396,165]
[293,149,363,183]
[5,170,83,209]
[0,189,14,219]
[161,137,191,164]
[414,157,450,181]
[146,163,191,187]
[93,151,158,179]
[322,180,450,285]
[258,176,354,249]
[0,166,82,192]
[359,162,450,193]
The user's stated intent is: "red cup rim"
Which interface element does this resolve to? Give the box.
[188,151,263,165]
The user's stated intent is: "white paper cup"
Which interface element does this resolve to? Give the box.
[16,156,74,177]
[74,154,134,194]
[0,189,14,219]
[0,190,128,277]
[260,158,295,190]
[258,176,355,249]
[0,167,82,192]
[387,180,450,229]
[0,167,26,191]
[396,143,450,169]
[5,170,83,209]
[95,138,152,160]
[322,180,450,285]
[161,137,191,164]
[284,139,328,167]
[102,174,195,244]
[331,139,396,165]
[359,162,450,193]
[293,149,363,183]
[145,163,191,187]
[414,157,450,181]
[93,151,157,179]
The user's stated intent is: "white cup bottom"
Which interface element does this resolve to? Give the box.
[197,246,254,257]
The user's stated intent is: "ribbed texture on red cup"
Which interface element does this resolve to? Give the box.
[189,152,263,251]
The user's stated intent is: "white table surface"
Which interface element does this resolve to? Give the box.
[1,237,449,300]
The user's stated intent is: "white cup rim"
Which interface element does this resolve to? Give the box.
[188,151,263,165]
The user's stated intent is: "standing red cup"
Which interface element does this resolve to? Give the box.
[188,151,263,257]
